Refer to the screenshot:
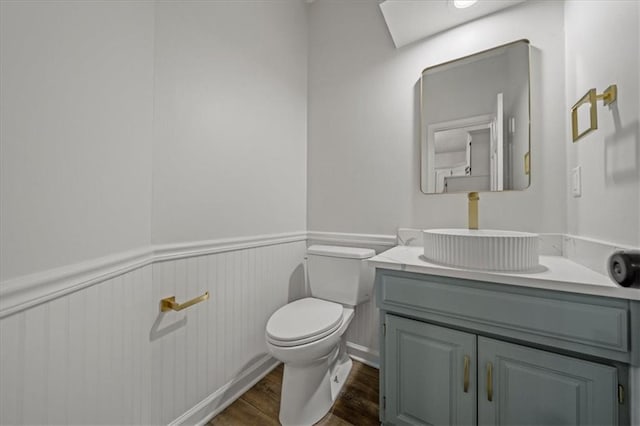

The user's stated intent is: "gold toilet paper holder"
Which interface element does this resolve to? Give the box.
[160,292,209,312]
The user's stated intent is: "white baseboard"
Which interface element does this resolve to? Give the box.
[170,354,280,426]
[347,342,379,369]
[171,344,378,426]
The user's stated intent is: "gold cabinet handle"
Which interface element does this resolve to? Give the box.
[487,362,493,402]
[463,355,470,393]
[160,292,209,312]
[618,384,625,404]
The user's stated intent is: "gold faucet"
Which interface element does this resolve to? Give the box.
[468,192,479,230]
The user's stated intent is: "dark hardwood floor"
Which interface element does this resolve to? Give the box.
[209,360,380,425]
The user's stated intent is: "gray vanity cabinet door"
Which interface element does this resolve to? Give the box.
[384,314,476,425]
[477,337,618,426]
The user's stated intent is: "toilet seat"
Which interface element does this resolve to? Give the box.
[266,298,344,347]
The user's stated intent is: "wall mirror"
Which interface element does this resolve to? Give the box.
[420,40,531,194]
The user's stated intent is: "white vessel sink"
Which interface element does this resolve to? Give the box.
[423,229,539,272]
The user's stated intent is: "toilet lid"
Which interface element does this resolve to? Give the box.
[266,298,343,346]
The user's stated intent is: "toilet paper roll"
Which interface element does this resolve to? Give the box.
[608,250,640,287]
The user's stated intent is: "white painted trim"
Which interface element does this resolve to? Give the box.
[0,247,154,318]
[171,345,377,425]
[563,234,637,276]
[347,341,380,369]
[154,231,307,263]
[170,354,280,426]
[538,233,564,256]
[397,228,424,247]
[5,229,629,319]
[171,343,379,426]
[307,231,396,249]
[0,231,307,318]
[564,234,636,251]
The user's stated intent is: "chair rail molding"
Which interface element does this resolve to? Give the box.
[0,231,307,318]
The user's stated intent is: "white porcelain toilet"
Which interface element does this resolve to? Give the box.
[265,245,375,426]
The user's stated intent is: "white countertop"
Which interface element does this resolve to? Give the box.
[369,245,640,301]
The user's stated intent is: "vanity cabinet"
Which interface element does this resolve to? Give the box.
[377,269,638,426]
[478,336,617,425]
[385,315,477,425]
[385,314,618,425]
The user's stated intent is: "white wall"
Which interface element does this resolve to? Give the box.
[0,0,309,279]
[0,2,310,425]
[565,0,640,247]
[308,0,566,235]
[152,1,308,245]
[564,4,640,421]
[0,1,155,281]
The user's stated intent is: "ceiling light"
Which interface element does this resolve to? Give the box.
[453,0,478,8]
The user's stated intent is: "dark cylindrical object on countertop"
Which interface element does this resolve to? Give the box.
[608,250,640,287]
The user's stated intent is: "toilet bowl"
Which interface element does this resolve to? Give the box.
[265,245,375,426]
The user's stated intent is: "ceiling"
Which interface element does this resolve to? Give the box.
[379,0,527,48]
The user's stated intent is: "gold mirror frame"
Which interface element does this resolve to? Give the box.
[419,39,531,194]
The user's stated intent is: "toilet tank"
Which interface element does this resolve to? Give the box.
[307,245,376,306]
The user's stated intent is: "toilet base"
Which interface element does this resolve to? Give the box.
[279,339,353,426]
[329,340,352,402]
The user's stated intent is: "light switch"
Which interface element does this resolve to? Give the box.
[572,166,582,197]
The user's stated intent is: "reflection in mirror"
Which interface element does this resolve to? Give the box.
[420,40,530,194]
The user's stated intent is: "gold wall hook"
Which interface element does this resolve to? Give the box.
[571,84,617,142]
[160,292,209,312]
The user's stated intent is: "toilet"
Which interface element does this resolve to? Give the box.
[265,245,375,426]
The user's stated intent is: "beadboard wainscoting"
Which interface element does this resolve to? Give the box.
[0,235,307,426]
[152,241,307,425]
[0,266,155,425]
[345,293,380,368]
